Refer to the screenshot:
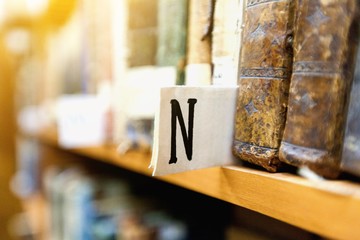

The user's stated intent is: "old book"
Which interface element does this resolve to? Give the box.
[341,39,360,176]
[80,0,116,145]
[232,0,295,172]
[212,0,245,86]
[156,0,188,85]
[127,0,158,67]
[111,0,129,145]
[279,0,360,178]
[185,0,213,85]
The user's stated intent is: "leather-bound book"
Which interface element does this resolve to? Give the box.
[341,39,360,177]
[279,0,360,178]
[232,0,295,172]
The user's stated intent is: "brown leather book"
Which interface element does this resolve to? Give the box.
[279,0,360,178]
[341,38,360,177]
[232,0,295,172]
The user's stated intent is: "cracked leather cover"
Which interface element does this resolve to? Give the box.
[233,0,295,172]
[279,0,359,178]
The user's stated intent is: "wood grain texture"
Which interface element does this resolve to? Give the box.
[233,0,295,172]
[32,128,360,240]
[279,0,360,178]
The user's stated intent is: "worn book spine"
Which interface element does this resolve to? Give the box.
[232,0,295,172]
[157,0,188,85]
[185,0,213,85]
[212,0,245,86]
[341,46,360,176]
[279,0,360,178]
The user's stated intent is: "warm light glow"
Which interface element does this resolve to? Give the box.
[5,28,31,54]
[0,0,4,24]
[26,0,48,16]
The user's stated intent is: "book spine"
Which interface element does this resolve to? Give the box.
[279,0,360,178]
[341,46,360,176]
[341,19,360,177]
[232,0,295,172]
[212,0,245,86]
[185,0,213,85]
[127,0,158,67]
[157,0,188,85]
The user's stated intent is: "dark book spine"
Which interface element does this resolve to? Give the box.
[279,0,360,178]
[341,47,360,176]
[233,0,295,172]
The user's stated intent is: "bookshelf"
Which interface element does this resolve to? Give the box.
[5,0,359,239]
[28,128,360,240]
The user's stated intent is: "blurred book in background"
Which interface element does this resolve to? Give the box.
[212,0,244,86]
[185,0,213,86]
[157,0,188,85]
[341,37,360,177]
[43,165,229,240]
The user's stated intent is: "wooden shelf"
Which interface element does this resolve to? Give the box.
[31,129,360,240]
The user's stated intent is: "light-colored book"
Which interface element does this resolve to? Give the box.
[212,0,245,86]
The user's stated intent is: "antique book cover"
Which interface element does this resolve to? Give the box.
[279,0,360,178]
[157,0,188,85]
[341,40,360,176]
[212,0,245,86]
[185,0,213,85]
[232,0,295,172]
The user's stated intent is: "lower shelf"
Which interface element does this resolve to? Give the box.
[30,129,360,240]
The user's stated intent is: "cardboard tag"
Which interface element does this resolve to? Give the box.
[151,86,238,176]
[57,94,106,148]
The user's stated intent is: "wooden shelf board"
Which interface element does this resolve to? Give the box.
[32,129,360,240]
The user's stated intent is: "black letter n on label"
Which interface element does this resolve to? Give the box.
[169,98,197,164]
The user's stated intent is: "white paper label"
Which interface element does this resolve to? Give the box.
[212,57,237,86]
[57,94,106,148]
[151,86,238,176]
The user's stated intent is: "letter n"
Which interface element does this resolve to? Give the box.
[169,98,197,164]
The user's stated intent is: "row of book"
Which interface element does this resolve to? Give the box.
[10,1,243,152]
[42,165,231,240]
[232,0,360,179]
[6,0,360,179]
